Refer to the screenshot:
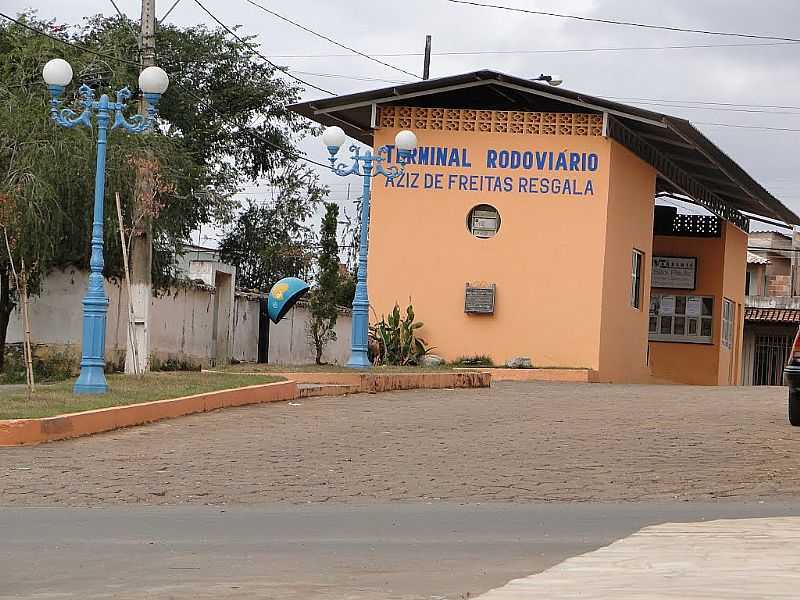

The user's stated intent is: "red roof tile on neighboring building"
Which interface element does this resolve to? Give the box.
[745,308,800,323]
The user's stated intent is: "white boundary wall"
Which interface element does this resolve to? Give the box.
[7,268,352,367]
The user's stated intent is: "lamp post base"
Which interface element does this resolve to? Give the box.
[73,366,108,395]
[346,350,372,369]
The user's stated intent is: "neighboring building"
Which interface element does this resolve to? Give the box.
[742,230,800,385]
[291,70,799,384]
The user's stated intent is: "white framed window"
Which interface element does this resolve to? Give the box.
[631,250,644,309]
[649,294,714,344]
[722,298,735,349]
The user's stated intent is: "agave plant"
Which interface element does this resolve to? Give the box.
[370,303,431,366]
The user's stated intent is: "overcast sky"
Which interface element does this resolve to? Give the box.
[7,0,800,240]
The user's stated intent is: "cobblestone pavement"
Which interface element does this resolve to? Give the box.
[1,382,798,506]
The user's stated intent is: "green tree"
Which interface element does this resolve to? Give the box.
[218,163,327,290]
[308,203,340,364]
[0,12,321,368]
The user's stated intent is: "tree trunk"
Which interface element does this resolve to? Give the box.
[0,267,14,372]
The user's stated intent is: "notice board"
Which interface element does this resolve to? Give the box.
[465,283,496,314]
[652,256,697,290]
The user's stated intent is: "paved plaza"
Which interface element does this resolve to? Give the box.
[2,381,800,599]
[1,381,798,505]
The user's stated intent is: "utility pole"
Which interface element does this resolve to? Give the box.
[423,35,432,80]
[126,0,156,374]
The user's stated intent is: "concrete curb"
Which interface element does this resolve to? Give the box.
[269,371,492,393]
[0,380,297,447]
[0,371,491,446]
[455,368,590,382]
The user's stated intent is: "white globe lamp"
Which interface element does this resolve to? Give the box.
[139,66,169,95]
[42,58,73,89]
[394,129,417,152]
[322,126,346,152]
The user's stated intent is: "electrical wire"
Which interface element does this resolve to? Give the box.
[243,0,420,79]
[170,79,334,170]
[108,0,128,21]
[0,10,142,66]
[0,11,334,171]
[447,0,800,43]
[603,96,800,111]
[159,0,183,24]
[266,40,800,58]
[607,99,800,116]
[191,0,334,95]
[694,122,800,132]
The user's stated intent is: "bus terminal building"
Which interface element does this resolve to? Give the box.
[292,70,799,385]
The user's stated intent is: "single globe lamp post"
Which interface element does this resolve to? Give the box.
[43,59,169,394]
[323,126,417,368]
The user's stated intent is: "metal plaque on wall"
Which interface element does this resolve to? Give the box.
[465,283,496,314]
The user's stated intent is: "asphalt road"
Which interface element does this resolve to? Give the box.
[3,502,799,600]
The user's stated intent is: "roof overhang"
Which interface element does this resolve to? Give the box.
[290,70,799,227]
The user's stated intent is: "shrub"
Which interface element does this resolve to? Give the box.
[150,355,202,372]
[451,355,494,367]
[0,345,77,384]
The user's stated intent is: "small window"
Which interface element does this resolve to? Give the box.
[722,298,734,349]
[631,250,644,309]
[468,204,501,238]
[649,294,714,344]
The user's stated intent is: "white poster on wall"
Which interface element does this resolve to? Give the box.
[652,256,697,289]
[660,295,676,316]
[686,296,703,318]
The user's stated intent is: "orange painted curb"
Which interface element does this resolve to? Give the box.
[0,380,298,447]
[271,371,491,393]
[456,368,590,383]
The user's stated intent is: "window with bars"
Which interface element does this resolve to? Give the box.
[631,250,644,309]
[649,294,714,344]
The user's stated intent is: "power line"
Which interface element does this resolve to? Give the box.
[0,11,333,171]
[608,99,800,116]
[0,10,142,66]
[191,0,334,95]
[293,71,409,84]
[265,40,800,58]
[242,0,420,79]
[694,122,800,132]
[108,0,128,21]
[447,0,800,43]
[171,79,334,169]
[603,95,800,111]
[159,0,183,24]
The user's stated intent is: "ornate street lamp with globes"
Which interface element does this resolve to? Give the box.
[322,125,417,368]
[42,58,169,394]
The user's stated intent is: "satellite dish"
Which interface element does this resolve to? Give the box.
[267,277,310,324]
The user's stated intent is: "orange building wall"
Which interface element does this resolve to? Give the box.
[596,142,657,383]
[719,223,747,385]
[368,117,745,385]
[369,126,611,370]
[648,222,747,385]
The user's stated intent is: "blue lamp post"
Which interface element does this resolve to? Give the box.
[42,58,169,394]
[322,126,417,368]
